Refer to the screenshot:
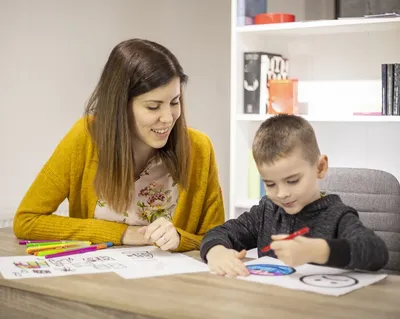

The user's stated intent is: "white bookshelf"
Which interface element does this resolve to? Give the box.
[236,16,400,35]
[237,114,400,122]
[229,1,400,219]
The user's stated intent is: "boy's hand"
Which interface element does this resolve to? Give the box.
[206,245,250,277]
[270,235,330,267]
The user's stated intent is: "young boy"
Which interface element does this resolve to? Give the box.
[200,114,389,277]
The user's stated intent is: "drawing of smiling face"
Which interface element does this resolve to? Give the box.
[300,274,358,288]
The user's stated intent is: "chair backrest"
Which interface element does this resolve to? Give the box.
[319,167,400,274]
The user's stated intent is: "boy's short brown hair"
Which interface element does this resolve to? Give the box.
[252,114,320,166]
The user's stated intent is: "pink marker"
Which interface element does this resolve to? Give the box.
[261,227,310,253]
[44,242,113,259]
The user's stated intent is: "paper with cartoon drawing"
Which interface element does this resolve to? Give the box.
[239,256,387,296]
[0,252,129,279]
[0,246,208,280]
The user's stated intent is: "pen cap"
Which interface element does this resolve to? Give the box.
[96,242,113,248]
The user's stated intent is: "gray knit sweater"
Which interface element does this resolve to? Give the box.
[200,194,389,271]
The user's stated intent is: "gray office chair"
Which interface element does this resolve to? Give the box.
[319,167,400,275]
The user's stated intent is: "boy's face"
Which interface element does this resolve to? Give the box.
[258,148,328,215]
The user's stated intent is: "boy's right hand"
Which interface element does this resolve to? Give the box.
[206,245,249,277]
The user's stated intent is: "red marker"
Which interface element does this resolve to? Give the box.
[261,226,310,253]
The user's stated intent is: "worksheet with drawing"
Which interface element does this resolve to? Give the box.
[0,252,127,279]
[240,256,387,296]
[109,246,209,279]
[0,247,208,280]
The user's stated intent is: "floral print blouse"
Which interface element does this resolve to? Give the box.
[94,156,179,226]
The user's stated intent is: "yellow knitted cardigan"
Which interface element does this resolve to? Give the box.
[13,118,225,251]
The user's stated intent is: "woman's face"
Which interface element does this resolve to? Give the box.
[130,77,181,153]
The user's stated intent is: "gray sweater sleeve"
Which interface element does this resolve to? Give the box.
[199,202,264,262]
[325,211,389,271]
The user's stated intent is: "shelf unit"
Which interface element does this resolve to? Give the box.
[236,114,400,122]
[236,16,400,35]
[229,1,400,219]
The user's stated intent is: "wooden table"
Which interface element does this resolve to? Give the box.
[0,228,399,319]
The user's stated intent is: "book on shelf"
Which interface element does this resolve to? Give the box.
[337,0,400,19]
[394,64,400,115]
[237,0,267,26]
[268,79,299,115]
[247,149,266,200]
[382,63,400,115]
[243,51,289,114]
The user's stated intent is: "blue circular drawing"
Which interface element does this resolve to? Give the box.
[246,264,295,276]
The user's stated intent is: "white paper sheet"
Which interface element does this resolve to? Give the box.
[0,246,209,280]
[110,246,209,279]
[0,250,129,279]
[239,256,387,296]
[245,248,258,259]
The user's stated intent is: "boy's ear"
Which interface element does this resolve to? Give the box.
[317,154,328,179]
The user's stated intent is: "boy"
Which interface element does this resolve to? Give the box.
[200,114,389,277]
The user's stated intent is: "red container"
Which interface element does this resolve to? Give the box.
[254,13,295,24]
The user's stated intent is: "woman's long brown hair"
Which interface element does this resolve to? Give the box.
[84,39,191,213]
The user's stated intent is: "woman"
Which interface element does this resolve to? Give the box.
[13,39,225,251]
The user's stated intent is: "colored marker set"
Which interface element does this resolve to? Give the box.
[19,240,113,259]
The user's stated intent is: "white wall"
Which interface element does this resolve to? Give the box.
[0,0,231,224]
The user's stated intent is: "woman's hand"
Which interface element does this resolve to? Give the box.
[121,226,152,246]
[139,217,180,251]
